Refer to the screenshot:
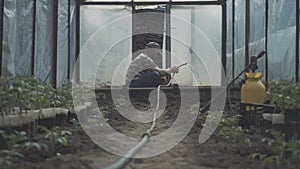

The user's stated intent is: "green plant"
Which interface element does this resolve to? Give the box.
[0,130,27,168]
[56,81,73,108]
[267,81,300,112]
[0,75,75,117]
[0,130,28,148]
[0,129,48,150]
[0,149,25,168]
[217,113,251,144]
[0,130,48,168]
[71,81,94,107]
[39,126,72,150]
[250,130,300,169]
[0,77,18,116]
[218,115,242,136]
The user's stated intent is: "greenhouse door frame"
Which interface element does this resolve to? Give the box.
[76,0,227,86]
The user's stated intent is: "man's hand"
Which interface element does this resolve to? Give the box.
[169,66,179,73]
[160,75,169,85]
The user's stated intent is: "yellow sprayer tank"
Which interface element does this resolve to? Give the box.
[241,72,266,104]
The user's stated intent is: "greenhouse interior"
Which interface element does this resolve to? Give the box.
[0,0,300,169]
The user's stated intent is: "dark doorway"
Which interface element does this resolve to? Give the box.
[132,7,166,67]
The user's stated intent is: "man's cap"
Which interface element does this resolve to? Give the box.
[145,42,161,49]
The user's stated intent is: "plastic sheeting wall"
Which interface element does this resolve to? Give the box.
[233,0,246,81]
[2,0,33,76]
[226,0,233,82]
[57,0,69,86]
[249,0,266,80]
[34,0,54,84]
[226,0,298,82]
[191,5,222,86]
[268,0,296,81]
[171,5,222,86]
[79,5,132,86]
[1,0,299,86]
[1,0,77,86]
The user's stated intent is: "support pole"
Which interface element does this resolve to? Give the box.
[221,0,227,86]
[53,0,59,87]
[265,0,269,83]
[296,0,299,82]
[31,0,37,76]
[245,0,250,68]
[0,1,4,76]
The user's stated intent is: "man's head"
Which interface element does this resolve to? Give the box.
[145,42,160,49]
[144,42,162,60]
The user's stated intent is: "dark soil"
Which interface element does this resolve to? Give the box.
[6,92,285,169]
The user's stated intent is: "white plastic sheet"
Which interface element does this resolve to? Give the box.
[233,0,246,80]
[2,0,77,86]
[249,0,266,80]
[79,5,132,86]
[226,0,233,82]
[34,0,54,84]
[1,0,299,86]
[226,0,297,82]
[2,0,33,76]
[57,0,69,87]
[268,0,296,81]
[171,5,222,86]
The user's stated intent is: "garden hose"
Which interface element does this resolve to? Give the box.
[105,51,266,168]
[104,64,186,169]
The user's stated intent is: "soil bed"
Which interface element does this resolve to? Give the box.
[7,92,284,169]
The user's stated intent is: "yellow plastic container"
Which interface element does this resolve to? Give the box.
[241,72,266,104]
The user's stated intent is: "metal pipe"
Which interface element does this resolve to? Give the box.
[0,0,4,76]
[75,0,80,83]
[221,0,227,86]
[79,1,222,6]
[67,0,71,80]
[232,0,235,79]
[53,0,59,87]
[32,0,37,76]
[132,2,136,55]
[166,4,171,68]
[245,0,250,68]
[296,0,299,82]
[265,0,269,83]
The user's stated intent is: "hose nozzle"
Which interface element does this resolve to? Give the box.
[178,63,188,68]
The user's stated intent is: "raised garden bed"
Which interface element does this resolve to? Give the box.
[0,108,70,137]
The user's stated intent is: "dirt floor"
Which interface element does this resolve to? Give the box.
[9,92,284,169]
